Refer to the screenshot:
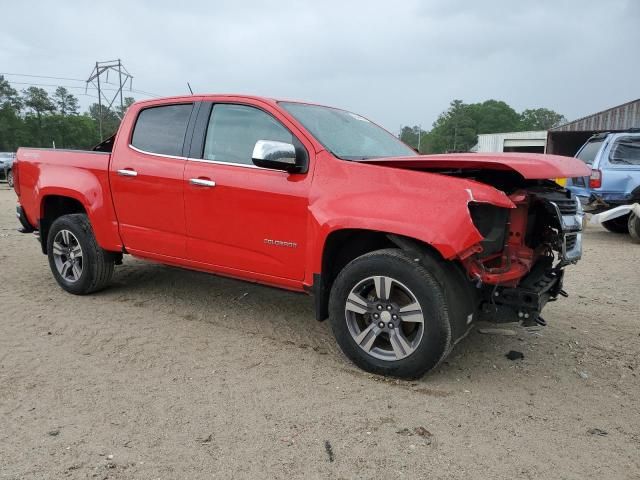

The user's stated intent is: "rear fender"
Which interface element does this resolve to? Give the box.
[36,167,122,251]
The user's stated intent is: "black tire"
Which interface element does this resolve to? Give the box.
[629,212,640,244]
[7,169,13,188]
[328,248,451,379]
[602,214,629,233]
[47,214,115,295]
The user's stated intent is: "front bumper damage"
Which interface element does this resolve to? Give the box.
[470,189,584,326]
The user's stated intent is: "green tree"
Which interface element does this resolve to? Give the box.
[22,87,56,146]
[89,103,121,139]
[426,100,477,153]
[468,99,521,134]
[53,87,79,116]
[116,96,136,118]
[519,108,566,130]
[41,114,99,150]
[0,75,23,111]
[400,125,427,151]
[0,75,25,150]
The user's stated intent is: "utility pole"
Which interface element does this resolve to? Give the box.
[417,125,422,153]
[86,59,133,140]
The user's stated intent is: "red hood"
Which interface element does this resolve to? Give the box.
[360,152,591,180]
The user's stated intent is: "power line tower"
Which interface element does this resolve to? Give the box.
[86,59,133,140]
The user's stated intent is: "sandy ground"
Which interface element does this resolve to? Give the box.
[0,184,639,480]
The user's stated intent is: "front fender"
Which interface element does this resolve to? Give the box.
[307,154,514,274]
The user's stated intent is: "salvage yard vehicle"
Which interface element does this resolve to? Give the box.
[0,152,15,187]
[13,95,590,378]
[567,131,640,242]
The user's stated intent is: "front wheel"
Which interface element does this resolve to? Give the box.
[328,249,451,379]
[6,170,13,188]
[47,214,115,295]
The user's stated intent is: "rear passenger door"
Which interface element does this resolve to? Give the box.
[110,103,194,258]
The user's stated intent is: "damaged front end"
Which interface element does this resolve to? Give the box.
[461,184,584,326]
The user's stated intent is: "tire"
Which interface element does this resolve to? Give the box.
[629,212,640,244]
[47,214,115,295]
[328,248,451,379]
[602,214,629,233]
[7,170,13,188]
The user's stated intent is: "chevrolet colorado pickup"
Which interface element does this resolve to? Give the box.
[13,95,590,378]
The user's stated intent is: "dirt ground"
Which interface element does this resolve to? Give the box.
[0,185,638,480]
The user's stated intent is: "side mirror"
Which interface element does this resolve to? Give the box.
[252,140,304,173]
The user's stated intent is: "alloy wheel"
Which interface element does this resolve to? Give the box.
[52,229,83,283]
[344,275,425,361]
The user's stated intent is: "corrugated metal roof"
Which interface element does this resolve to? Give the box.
[550,98,640,132]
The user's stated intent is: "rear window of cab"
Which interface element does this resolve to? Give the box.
[131,104,193,157]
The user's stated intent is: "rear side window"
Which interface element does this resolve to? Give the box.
[575,138,603,166]
[131,104,193,156]
[609,136,640,165]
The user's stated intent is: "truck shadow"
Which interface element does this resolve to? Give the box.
[102,259,545,383]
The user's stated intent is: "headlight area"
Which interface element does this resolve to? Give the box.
[467,202,510,258]
[461,189,580,327]
[460,197,537,286]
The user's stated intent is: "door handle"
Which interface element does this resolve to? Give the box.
[189,178,216,187]
[117,169,138,177]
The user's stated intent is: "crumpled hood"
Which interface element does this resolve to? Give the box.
[359,152,591,180]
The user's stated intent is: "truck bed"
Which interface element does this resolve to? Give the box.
[15,147,122,252]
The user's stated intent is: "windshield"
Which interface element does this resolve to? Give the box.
[280,102,416,160]
[576,138,603,166]
[609,136,640,165]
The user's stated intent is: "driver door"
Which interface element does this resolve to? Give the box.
[183,103,310,280]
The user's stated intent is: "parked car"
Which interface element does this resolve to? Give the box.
[567,131,640,241]
[0,152,15,187]
[13,95,590,378]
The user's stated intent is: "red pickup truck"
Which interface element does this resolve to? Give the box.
[14,95,590,378]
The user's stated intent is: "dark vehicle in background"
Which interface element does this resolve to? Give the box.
[0,152,16,187]
[567,131,640,242]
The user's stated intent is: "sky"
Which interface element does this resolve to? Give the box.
[1,0,638,133]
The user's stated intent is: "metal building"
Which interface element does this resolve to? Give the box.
[472,130,547,153]
[546,98,640,156]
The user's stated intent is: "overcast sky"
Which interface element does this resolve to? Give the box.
[1,0,638,132]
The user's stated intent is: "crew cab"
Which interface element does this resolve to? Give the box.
[13,95,590,378]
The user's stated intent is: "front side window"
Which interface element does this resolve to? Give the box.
[131,104,193,156]
[609,136,640,165]
[280,102,416,160]
[203,104,293,165]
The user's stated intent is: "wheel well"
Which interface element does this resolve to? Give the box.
[314,229,441,321]
[39,196,86,254]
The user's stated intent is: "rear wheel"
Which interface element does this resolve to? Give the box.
[628,213,640,244]
[47,214,115,294]
[602,214,629,233]
[6,170,13,188]
[328,248,451,379]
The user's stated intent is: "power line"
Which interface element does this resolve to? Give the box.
[2,73,163,98]
[6,80,161,98]
[0,72,86,82]
[7,80,126,92]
